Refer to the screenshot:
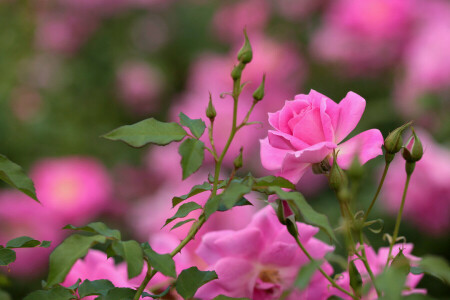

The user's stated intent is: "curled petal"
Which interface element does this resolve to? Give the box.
[335,92,366,143]
[213,257,256,296]
[260,137,292,170]
[336,129,384,169]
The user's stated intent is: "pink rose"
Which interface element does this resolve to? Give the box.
[260,90,384,184]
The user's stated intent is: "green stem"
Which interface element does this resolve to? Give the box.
[385,173,411,268]
[293,235,358,300]
[358,231,381,297]
[133,261,152,300]
[363,162,390,222]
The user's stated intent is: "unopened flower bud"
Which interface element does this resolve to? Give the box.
[231,63,244,81]
[233,147,243,170]
[328,154,348,191]
[384,122,412,156]
[390,249,410,276]
[206,93,216,121]
[402,128,423,163]
[252,74,266,102]
[237,29,252,64]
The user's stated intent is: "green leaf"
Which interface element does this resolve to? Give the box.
[175,267,218,299]
[179,113,206,139]
[142,286,171,298]
[269,187,337,242]
[0,290,11,300]
[204,195,221,220]
[171,219,196,231]
[24,286,76,300]
[0,249,16,266]
[294,259,321,290]
[142,243,176,278]
[63,222,121,240]
[220,181,252,210]
[178,138,205,180]
[417,255,450,285]
[78,279,115,297]
[40,241,51,248]
[172,182,211,207]
[102,288,135,300]
[252,176,295,190]
[376,267,407,299]
[217,197,252,211]
[349,260,362,297]
[46,234,107,287]
[164,202,202,227]
[212,296,250,300]
[120,240,144,279]
[0,154,38,202]
[6,236,41,248]
[103,118,187,148]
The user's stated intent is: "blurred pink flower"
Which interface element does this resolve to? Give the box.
[172,36,305,167]
[212,0,270,42]
[275,0,322,20]
[116,61,164,115]
[381,129,450,235]
[195,205,335,299]
[31,156,112,225]
[0,190,63,278]
[260,90,384,184]
[334,243,425,299]
[311,0,417,73]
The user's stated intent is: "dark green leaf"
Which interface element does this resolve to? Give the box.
[46,234,107,287]
[63,222,121,240]
[179,113,206,139]
[142,243,176,278]
[120,240,144,279]
[78,279,115,297]
[417,255,450,285]
[220,181,251,210]
[0,154,38,202]
[218,197,252,211]
[175,267,218,299]
[24,286,76,300]
[171,219,196,231]
[102,288,135,300]
[172,182,211,207]
[178,138,205,180]
[40,241,51,248]
[103,118,187,147]
[269,187,337,242]
[0,249,16,266]
[294,259,321,290]
[252,176,295,190]
[164,202,202,227]
[6,236,40,248]
[66,279,82,291]
[142,286,171,298]
[204,195,221,220]
[349,260,362,297]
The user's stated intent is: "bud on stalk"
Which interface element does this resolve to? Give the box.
[206,93,217,121]
[402,128,423,163]
[384,122,412,163]
[252,74,266,102]
[237,29,253,64]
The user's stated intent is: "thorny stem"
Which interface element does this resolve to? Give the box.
[363,162,390,222]
[292,234,358,300]
[385,173,411,268]
[133,64,248,300]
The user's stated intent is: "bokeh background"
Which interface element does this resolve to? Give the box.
[0,0,449,298]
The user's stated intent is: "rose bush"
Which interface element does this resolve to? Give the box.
[260,90,384,184]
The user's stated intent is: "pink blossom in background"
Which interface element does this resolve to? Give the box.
[173,36,305,168]
[145,143,184,183]
[212,0,270,42]
[0,191,63,278]
[334,243,425,299]
[116,61,164,115]
[260,90,384,184]
[195,205,335,299]
[31,156,112,225]
[310,0,417,73]
[274,0,322,20]
[381,129,450,235]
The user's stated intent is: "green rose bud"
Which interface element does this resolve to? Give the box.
[231,63,244,81]
[384,122,412,161]
[390,249,411,276]
[233,147,243,170]
[402,128,423,163]
[206,93,217,121]
[252,74,266,102]
[237,29,253,64]
[328,153,348,191]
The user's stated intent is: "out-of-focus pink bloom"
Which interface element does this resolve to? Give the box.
[381,130,450,235]
[31,157,112,225]
[212,0,270,42]
[63,250,131,299]
[260,90,384,184]
[116,61,164,115]
[394,2,450,118]
[311,0,416,73]
[145,143,184,183]
[195,205,335,299]
[172,36,305,167]
[0,190,63,278]
[275,0,322,20]
[35,13,97,54]
[334,243,425,299]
